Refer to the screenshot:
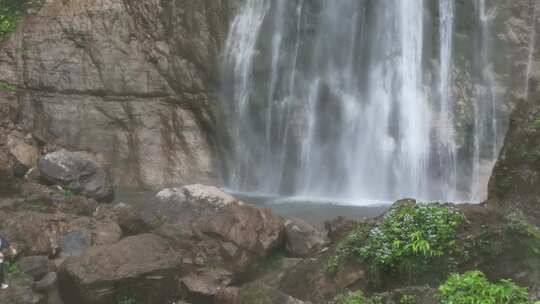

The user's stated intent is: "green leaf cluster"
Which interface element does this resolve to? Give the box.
[5,260,22,277]
[117,296,136,304]
[341,291,365,304]
[359,204,465,272]
[438,271,534,304]
[0,0,43,42]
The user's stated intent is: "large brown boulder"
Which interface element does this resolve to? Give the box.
[194,204,286,270]
[141,184,241,230]
[145,184,286,300]
[58,234,181,304]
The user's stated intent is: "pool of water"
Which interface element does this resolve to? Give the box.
[114,188,390,228]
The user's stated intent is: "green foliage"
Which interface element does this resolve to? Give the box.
[118,296,136,304]
[5,260,22,277]
[327,222,371,273]
[0,80,16,93]
[438,270,533,304]
[359,204,465,273]
[507,214,540,239]
[534,117,540,129]
[0,0,43,42]
[341,291,365,304]
[328,204,465,278]
[63,189,74,197]
[367,296,384,304]
[504,214,540,257]
[462,225,503,262]
[399,294,416,304]
[25,199,49,212]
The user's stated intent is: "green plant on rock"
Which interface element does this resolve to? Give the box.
[367,295,384,304]
[0,80,16,93]
[399,294,416,304]
[327,222,372,273]
[438,270,533,304]
[117,296,136,304]
[505,213,540,257]
[534,117,540,129]
[0,0,44,42]
[5,260,22,277]
[341,290,365,304]
[359,204,465,275]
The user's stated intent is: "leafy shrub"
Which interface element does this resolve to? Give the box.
[328,204,465,277]
[359,204,465,274]
[367,296,384,304]
[341,291,365,304]
[399,294,416,304]
[438,270,533,304]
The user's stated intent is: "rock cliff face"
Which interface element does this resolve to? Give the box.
[0,0,237,190]
[486,0,540,221]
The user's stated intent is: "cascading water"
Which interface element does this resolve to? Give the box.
[220,0,505,204]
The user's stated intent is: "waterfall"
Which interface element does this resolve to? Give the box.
[525,0,537,99]
[220,0,504,204]
[470,0,501,202]
[438,0,457,201]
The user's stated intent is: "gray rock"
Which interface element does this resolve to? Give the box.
[238,282,311,304]
[285,218,328,257]
[33,272,57,292]
[38,150,114,202]
[58,230,91,258]
[58,234,181,304]
[112,203,149,235]
[180,268,233,298]
[141,184,241,229]
[91,222,122,246]
[18,256,50,281]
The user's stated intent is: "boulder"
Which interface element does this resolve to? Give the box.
[58,234,181,304]
[0,210,58,256]
[112,203,149,235]
[58,230,91,258]
[34,272,58,292]
[91,222,122,246]
[217,282,310,304]
[367,286,438,304]
[34,272,65,304]
[7,135,39,169]
[0,276,45,304]
[141,184,241,230]
[18,255,50,281]
[278,258,366,303]
[144,185,285,274]
[180,268,233,301]
[284,218,328,257]
[37,150,114,202]
[194,204,286,271]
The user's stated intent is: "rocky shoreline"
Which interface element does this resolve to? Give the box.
[0,136,539,303]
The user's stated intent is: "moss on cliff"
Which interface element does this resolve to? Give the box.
[0,0,43,42]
